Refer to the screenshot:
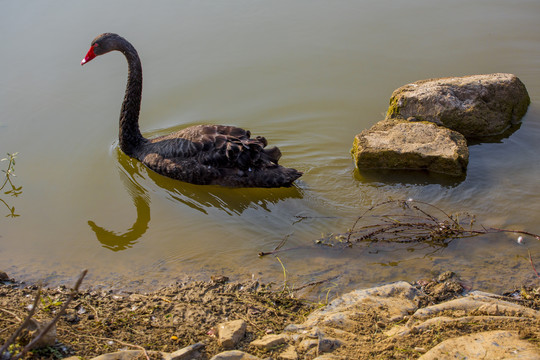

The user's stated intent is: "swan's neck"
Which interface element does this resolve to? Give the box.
[119,43,145,156]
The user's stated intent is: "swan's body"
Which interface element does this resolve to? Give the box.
[81,33,302,187]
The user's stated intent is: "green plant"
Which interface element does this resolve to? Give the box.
[40,296,63,313]
[1,152,21,218]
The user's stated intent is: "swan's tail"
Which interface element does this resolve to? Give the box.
[257,166,303,188]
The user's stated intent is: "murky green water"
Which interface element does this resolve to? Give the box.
[1,1,539,295]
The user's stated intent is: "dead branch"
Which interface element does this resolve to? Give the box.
[0,285,42,357]
[0,309,22,323]
[58,328,150,360]
[0,270,88,360]
[13,270,88,360]
[291,275,340,292]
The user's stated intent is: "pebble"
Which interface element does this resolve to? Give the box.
[217,319,247,349]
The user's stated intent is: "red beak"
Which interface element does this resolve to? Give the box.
[81,46,96,65]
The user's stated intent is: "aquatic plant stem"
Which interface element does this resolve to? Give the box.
[528,250,540,279]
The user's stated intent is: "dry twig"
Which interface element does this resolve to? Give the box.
[262,199,540,278]
[0,285,42,357]
[1,270,88,360]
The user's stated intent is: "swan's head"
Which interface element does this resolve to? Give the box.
[81,33,126,66]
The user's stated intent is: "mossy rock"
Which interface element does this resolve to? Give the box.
[351,119,469,176]
[386,73,530,138]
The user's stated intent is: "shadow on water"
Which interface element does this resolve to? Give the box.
[88,149,304,251]
[466,122,523,145]
[145,168,305,216]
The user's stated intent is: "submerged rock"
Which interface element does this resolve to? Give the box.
[351,118,469,176]
[386,73,530,138]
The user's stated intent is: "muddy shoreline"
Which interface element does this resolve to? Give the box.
[0,271,538,359]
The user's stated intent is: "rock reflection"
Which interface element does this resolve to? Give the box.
[354,168,465,187]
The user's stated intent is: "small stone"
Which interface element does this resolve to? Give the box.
[278,345,298,360]
[218,320,247,349]
[168,342,206,360]
[211,275,229,284]
[283,324,307,333]
[0,270,9,281]
[128,294,147,302]
[318,337,343,353]
[64,313,80,324]
[298,339,318,351]
[250,334,288,350]
[209,350,262,360]
[90,350,164,360]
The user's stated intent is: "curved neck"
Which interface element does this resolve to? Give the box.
[118,41,145,156]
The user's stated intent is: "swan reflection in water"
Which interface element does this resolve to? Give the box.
[88,149,304,251]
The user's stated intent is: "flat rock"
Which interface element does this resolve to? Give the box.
[168,343,205,360]
[386,73,530,138]
[408,292,540,325]
[418,330,540,360]
[250,334,288,350]
[89,345,205,360]
[209,350,261,360]
[90,350,163,360]
[217,319,247,349]
[286,281,421,340]
[352,119,469,176]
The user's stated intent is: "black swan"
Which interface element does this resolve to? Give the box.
[81,33,302,187]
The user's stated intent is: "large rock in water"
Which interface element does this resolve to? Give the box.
[352,118,469,176]
[386,73,530,138]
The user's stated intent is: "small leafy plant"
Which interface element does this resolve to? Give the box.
[1,152,21,218]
